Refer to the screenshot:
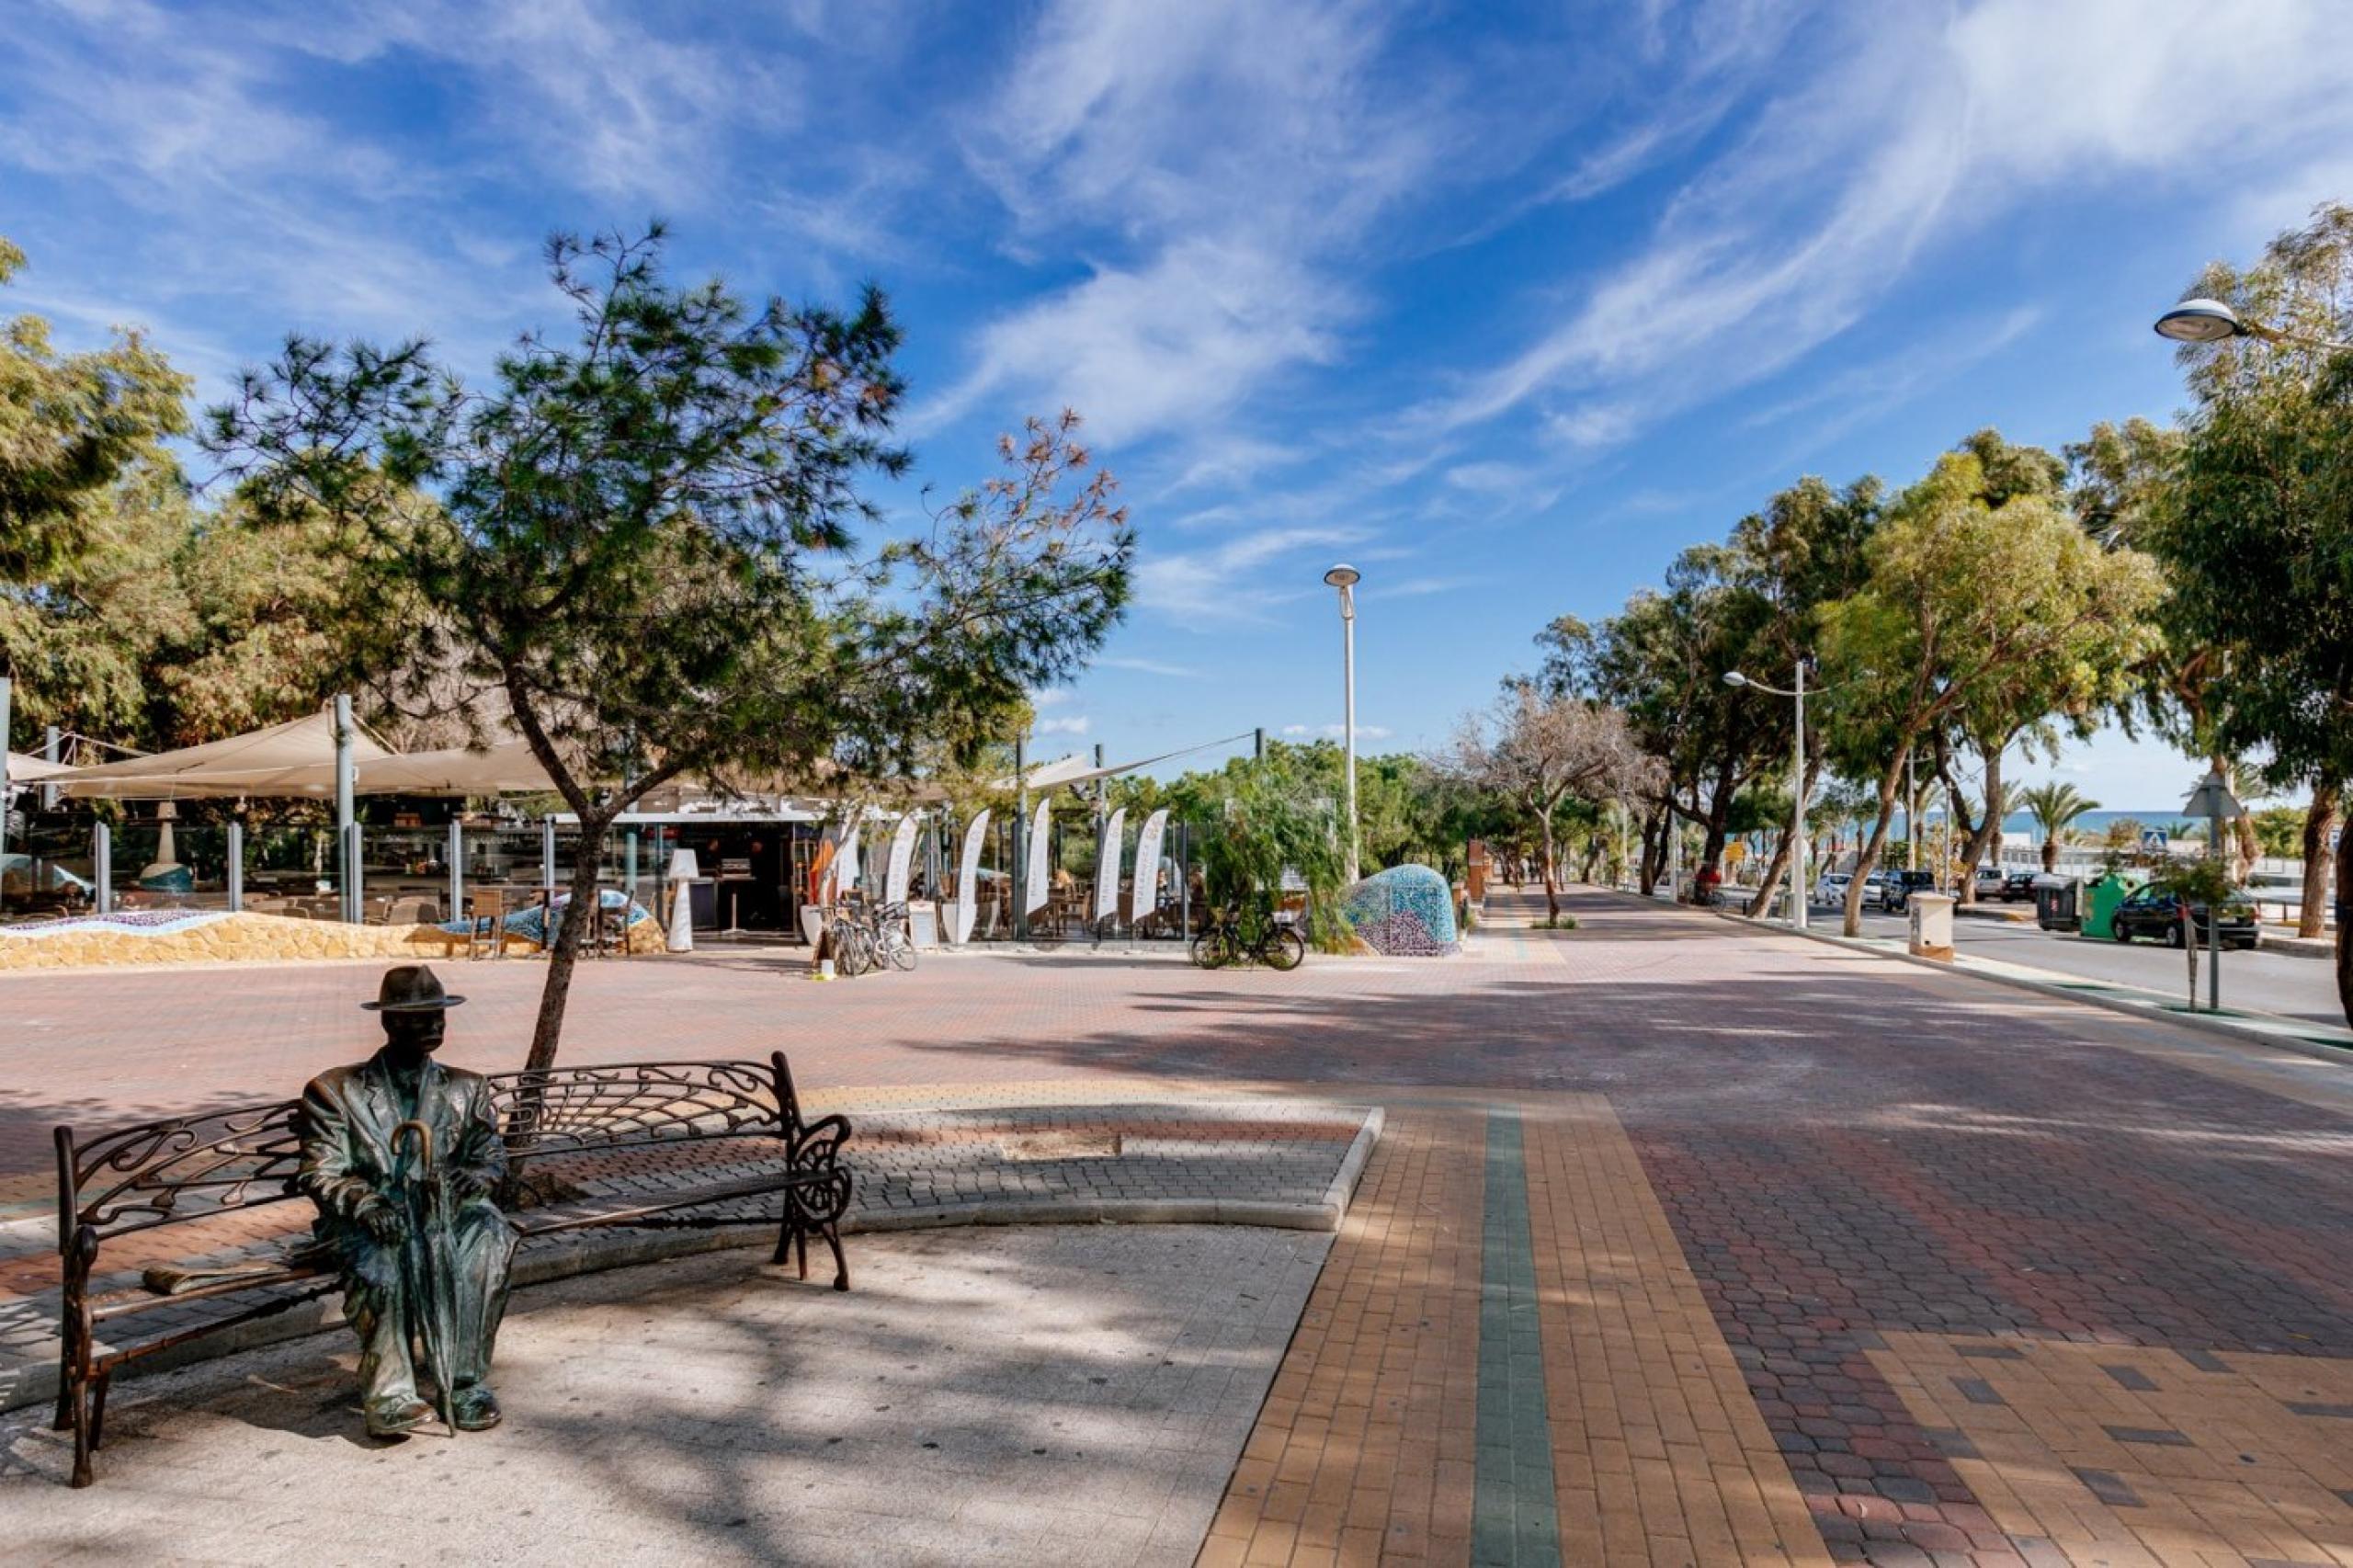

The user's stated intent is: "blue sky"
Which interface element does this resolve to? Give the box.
[6,0,2351,809]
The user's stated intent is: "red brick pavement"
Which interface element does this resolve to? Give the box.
[6,890,2350,1564]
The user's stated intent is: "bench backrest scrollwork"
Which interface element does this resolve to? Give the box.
[55,1054,808,1251]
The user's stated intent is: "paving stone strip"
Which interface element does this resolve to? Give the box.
[1472,1108,1563,1567]
[0,1097,1380,1418]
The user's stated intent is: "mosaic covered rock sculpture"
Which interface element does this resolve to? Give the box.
[1339,863,1459,956]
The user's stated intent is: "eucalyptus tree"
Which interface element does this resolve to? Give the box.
[1923,431,2108,899]
[1722,474,1883,917]
[210,227,1133,1071]
[1819,450,2162,936]
[0,236,196,741]
[1551,551,1777,889]
[2066,415,2268,881]
[2147,202,2353,1017]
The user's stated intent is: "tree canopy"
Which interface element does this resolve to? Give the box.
[208,226,1134,1068]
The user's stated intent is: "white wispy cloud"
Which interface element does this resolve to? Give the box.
[923,0,1454,456]
[1097,657,1201,677]
[1416,0,2353,453]
[1132,525,1366,624]
[1282,722,1393,741]
[1035,714,1093,736]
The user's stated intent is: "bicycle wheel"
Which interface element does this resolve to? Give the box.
[833,923,869,977]
[1262,927,1306,971]
[1189,930,1226,969]
[887,933,917,971]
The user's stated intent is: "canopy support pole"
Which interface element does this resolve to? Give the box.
[334,695,357,924]
[1013,736,1029,943]
[448,817,465,924]
[0,676,10,918]
[227,822,244,912]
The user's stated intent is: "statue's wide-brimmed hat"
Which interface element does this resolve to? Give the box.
[361,964,466,1012]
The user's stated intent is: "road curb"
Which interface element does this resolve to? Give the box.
[1702,905,2351,1068]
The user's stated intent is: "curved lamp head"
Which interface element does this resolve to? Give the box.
[1323,563,1361,590]
[2154,298,2247,344]
[1722,671,1750,688]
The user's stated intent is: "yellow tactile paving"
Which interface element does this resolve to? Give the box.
[1523,1097,1833,1568]
[1202,1096,1834,1567]
[1200,1108,1487,1567]
[1870,1331,2353,1566]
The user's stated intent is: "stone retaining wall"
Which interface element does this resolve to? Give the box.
[0,910,664,970]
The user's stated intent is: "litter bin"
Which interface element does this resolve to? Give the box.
[2032,874,2080,933]
[2079,869,2146,941]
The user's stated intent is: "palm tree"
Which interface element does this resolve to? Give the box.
[2018,781,2100,871]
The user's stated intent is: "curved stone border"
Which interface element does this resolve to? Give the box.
[0,1098,1382,1417]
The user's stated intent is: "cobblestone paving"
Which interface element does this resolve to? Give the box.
[1,1225,1331,1566]
[0,1099,1375,1416]
[5,886,2350,1565]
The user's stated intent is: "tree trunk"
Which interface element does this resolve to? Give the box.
[2303,779,2341,940]
[1540,818,1561,921]
[1636,808,1663,897]
[2337,818,2353,1027]
[523,812,613,1075]
[2040,833,2059,874]
[1744,755,1823,918]
[1840,752,1908,937]
[1953,747,2003,906]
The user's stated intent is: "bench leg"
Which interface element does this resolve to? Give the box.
[824,1222,849,1292]
[772,1214,799,1271]
[66,1376,92,1489]
[89,1370,112,1453]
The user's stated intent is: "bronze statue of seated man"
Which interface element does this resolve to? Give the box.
[296,964,516,1438]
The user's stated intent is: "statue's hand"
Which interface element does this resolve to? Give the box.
[354,1195,405,1244]
[450,1169,496,1204]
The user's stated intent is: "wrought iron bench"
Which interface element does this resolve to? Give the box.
[49,1053,852,1487]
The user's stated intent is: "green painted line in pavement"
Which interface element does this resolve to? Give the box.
[1472,1108,1561,1568]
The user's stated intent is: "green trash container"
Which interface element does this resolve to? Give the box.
[2080,869,2147,940]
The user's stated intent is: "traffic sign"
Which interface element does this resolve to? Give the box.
[2140,829,2167,852]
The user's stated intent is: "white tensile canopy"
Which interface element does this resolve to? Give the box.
[42,712,388,800]
[6,751,73,782]
[994,732,1257,793]
[39,712,556,799]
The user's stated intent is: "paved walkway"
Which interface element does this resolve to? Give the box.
[3,1225,1331,1565]
[4,886,2349,1565]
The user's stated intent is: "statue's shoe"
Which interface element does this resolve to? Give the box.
[365,1396,436,1439]
[451,1384,502,1431]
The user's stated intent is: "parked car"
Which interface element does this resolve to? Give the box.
[1811,871,1852,905]
[2108,887,2259,949]
[1863,869,1938,912]
[1973,865,2006,896]
[1999,870,2040,903]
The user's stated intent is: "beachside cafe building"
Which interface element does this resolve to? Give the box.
[3,709,1227,948]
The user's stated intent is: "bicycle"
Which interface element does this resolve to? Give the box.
[824,898,915,977]
[869,900,917,972]
[824,905,876,977]
[1188,905,1307,971]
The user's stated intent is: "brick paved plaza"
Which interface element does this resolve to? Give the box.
[5,887,2351,1565]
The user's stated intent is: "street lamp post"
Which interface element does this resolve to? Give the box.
[1724,662,1810,930]
[1324,564,1361,886]
[2154,298,2353,352]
